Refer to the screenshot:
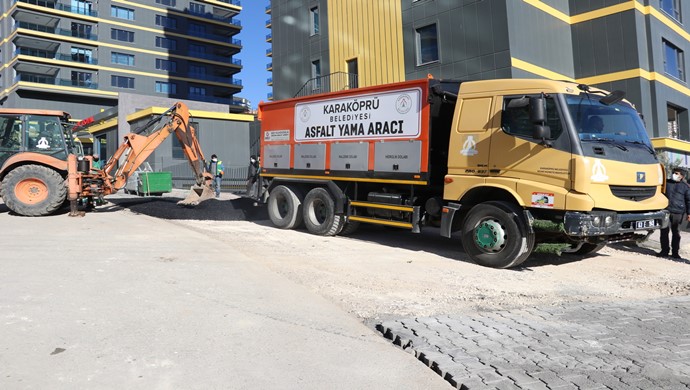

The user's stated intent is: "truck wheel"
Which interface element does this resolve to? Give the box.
[303,187,343,236]
[339,220,360,236]
[267,185,303,229]
[570,243,606,256]
[460,201,535,268]
[0,164,66,217]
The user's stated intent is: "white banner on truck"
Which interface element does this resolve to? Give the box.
[294,88,422,142]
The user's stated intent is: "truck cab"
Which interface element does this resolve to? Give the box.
[443,79,668,267]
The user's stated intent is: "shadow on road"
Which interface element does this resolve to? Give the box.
[106,195,268,222]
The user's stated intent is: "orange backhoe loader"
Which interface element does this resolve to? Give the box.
[0,102,214,217]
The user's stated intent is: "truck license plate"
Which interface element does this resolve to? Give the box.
[635,219,655,229]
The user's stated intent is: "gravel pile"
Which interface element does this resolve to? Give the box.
[107,195,269,221]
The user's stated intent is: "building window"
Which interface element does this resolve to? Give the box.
[111,28,134,42]
[189,43,206,54]
[155,15,177,29]
[347,58,359,89]
[663,39,685,81]
[189,2,205,15]
[189,86,206,96]
[416,24,439,65]
[156,0,176,6]
[668,104,689,139]
[660,0,682,22]
[71,71,92,87]
[71,0,93,15]
[156,37,177,50]
[155,81,177,94]
[71,22,92,39]
[189,64,206,76]
[310,7,320,36]
[189,23,206,34]
[71,47,92,63]
[311,59,321,90]
[111,52,135,66]
[111,5,135,20]
[111,75,135,89]
[156,58,178,72]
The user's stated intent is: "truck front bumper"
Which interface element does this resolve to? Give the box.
[563,210,670,237]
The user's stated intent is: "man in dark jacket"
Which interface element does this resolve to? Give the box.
[658,167,690,259]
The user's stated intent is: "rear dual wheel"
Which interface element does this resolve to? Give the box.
[267,185,304,229]
[303,187,343,236]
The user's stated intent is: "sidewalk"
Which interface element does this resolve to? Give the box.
[0,207,449,390]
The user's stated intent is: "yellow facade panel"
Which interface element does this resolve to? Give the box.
[328,0,404,88]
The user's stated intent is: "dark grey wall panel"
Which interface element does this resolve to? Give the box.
[402,0,511,81]
[506,0,575,78]
[271,0,329,100]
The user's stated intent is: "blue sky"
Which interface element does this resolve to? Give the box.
[236,1,272,110]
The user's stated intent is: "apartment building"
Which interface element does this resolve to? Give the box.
[267,0,690,161]
[1,0,254,185]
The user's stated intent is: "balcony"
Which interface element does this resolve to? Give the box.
[16,0,98,17]
[266,48,272,57]
[188,51,240,64]
[266,62,272,71]
[15,73,98,89]
[17,22,98,41]
[265,5,271,14]
[213,0,241,5]
[186,8,241,26]
[267,92,273,101]
[187,30,241,46]
[265,18,272,28]
[188,73,242,85]
[266,33,272,42]
[16,48,98,65]
[267,77,273,86]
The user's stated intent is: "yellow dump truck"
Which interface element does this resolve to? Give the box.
[257,78,669,268]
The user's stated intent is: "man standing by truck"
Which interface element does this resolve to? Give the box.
[658,168,690,259]
[208,154,224,198]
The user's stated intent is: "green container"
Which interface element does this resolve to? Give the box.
[138,171,172,196]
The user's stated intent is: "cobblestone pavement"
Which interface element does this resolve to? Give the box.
[377,296,690,389]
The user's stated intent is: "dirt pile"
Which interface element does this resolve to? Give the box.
[107,195,268,221]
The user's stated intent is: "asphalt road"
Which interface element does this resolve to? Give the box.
[0,201,449,390]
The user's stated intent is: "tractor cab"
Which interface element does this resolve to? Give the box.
[0,109,72,169]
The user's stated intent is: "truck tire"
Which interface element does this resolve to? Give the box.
[460,201,535,268]
[0,164,67,217]
[339,220,360,236]
[303,187,343,236]
[267,185,303,229]
[570,242,606,256]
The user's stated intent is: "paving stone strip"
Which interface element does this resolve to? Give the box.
[377,296,690,389]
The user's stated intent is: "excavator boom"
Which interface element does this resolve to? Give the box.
[67,102,214,214]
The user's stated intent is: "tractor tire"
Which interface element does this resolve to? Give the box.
[303,187,343,236]
[460,201,535,268]
[0,165,66,217]
[267,185,304,229]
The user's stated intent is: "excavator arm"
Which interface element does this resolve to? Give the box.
[67,102,214,214]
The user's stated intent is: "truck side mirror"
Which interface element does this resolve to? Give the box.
[533,125,551,140]
[529,97,546,123]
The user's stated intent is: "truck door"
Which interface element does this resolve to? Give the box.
[447,96,494,176]
[490,95,572,208]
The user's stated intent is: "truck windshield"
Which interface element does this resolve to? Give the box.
[564,94,652,151]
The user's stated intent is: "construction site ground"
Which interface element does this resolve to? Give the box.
[2,190,690,389]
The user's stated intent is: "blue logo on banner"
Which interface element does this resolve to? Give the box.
[637,172,646,183]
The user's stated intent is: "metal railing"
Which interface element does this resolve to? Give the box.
[15,74,98,89]
[293,72,359,98]
[16,0,98,17]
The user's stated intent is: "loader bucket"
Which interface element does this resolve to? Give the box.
[177,184,215,206]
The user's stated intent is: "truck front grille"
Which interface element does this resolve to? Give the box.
[609,185,656,201]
